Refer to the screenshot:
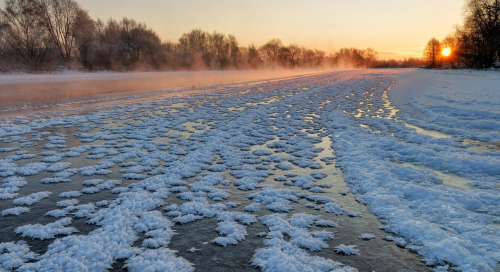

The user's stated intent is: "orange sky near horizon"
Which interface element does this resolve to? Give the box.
[76,0,464,60]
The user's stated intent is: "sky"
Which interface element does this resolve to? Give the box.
[77,0,464,60]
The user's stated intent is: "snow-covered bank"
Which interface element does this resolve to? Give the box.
[390,69,500,142]
[0,69,498,271]
[327,69,500,271]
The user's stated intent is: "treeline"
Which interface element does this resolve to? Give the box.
[374,57,425,68]
[0,0,422,73]
[424,0,500,69]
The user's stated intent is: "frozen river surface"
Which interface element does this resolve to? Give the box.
[0,69,499,272]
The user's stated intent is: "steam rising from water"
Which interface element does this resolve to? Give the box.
[0,69,333,103]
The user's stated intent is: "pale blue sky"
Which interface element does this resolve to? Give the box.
[77,0,463,59]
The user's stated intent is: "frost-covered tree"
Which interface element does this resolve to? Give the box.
[72,9,95,69]
[1,0,52,71]
[0,11,8,67]
[31,0,82,64]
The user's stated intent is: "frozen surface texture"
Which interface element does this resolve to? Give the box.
[0,69,499,271]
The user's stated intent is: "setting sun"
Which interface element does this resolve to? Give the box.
[442,48,451,56]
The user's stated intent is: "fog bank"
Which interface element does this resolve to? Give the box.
[0,69,329,103]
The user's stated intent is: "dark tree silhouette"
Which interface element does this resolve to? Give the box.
[459,0,500,68]
[424,38,441,68]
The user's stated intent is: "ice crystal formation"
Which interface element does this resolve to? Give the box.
[1,70,499,271]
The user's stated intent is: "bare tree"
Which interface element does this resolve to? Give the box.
[72,9,94,69]
[302,47,316,66]
[333,47,350,66]
[247,43,261,69]
[134,27,161,69]
[277,46,291,67]
[31,0,81,64]
[179,28,207,53]
[0,11,8,70]
[331,47,378,68]
[288,44,301,68]
[259,38,282,63]
[0,11,8,53]
[157,39,176,70]
[363,48,378,67]
[3,4,413,73]
[227,34,239,67]
[208,31,229,68]
[397,57,421,68]
[424,37,441,68]
[314,49,325,66]
[1,0,52,71]
[460,0,500,68]
[350,48,365,67]
[178,29,209,69]
[119,17,138,64]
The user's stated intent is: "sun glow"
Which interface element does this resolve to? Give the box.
[442,48,451,56]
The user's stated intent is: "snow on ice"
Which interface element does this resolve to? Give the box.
[0,69,499,271]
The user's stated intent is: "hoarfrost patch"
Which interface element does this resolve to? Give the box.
[2,207,30,216]
[14,218,77,240]
[13,191,51,205]
[0,241,38,270]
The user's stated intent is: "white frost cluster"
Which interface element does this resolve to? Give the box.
[14,217,77,240]
[2,207,30,216]
[253,213,355,272]
[334,244,360,255]
[13,191,51,205]
[0,241,38,270]
[125,249,194,272]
